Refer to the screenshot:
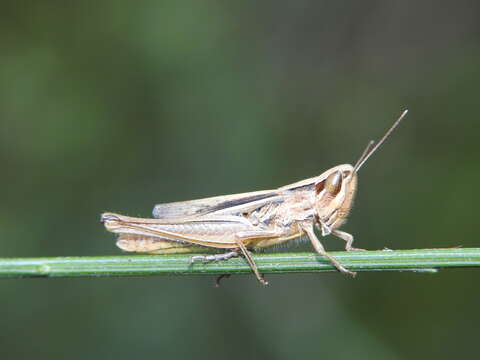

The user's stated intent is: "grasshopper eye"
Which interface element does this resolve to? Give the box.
[325,171,342,195]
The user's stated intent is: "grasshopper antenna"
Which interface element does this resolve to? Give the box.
[353,109,408,173]
[353,140,375,171]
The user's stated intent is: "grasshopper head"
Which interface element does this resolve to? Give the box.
[314,164,357,233]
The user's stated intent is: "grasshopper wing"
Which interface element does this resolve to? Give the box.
[152,190,283,219]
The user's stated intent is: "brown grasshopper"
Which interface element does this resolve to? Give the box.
[101,110,408,285]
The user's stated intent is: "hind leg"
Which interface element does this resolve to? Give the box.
[189,251,239,264]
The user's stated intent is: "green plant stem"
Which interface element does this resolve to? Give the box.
[0,248,479,279]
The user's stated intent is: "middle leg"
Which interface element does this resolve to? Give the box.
[303,225,356,276]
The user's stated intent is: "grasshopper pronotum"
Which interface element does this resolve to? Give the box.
[101,110,408,285]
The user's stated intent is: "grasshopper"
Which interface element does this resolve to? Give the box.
[101,110,408,285]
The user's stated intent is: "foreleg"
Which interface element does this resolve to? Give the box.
[332,229,364,251]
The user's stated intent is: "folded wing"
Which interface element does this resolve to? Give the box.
[152,189,283,219]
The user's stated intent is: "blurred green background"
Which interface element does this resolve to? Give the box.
[1,1,480,359]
